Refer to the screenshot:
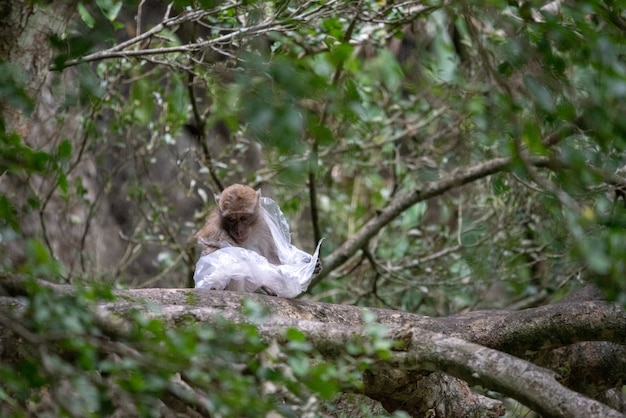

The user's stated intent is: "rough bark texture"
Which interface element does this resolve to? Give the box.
[1,282,624,417]
[0,0,76,132]
[0,1,127,276]
[120,290,626,417]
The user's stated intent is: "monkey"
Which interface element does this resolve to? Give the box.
[191,184,280,292]
[191,183,322,294]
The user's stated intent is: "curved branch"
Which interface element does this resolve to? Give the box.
[313,156,530,286]
[388,328,623,418]
[313,117,592,285]
[54,5,236,69]
[59,21,284,67]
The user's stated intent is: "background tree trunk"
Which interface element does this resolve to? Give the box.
[0,0,125,276]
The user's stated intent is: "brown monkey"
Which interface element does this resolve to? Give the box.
[191,183,280,265]
[191,184,321,294]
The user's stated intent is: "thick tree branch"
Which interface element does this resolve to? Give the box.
[2,285,625,416]
[387,329,623,418]
[99,289,625,418]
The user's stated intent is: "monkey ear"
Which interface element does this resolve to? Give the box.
[214,193,221,204]
[256,189,262,198]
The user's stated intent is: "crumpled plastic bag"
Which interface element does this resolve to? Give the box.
[193,197,323,298]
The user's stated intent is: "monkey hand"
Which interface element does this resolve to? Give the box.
[313,258,322,275]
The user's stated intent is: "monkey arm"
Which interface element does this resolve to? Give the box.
[197,238,234,256]
[197,238,233,249]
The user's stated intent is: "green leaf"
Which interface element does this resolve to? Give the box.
[308,119,334,146]
[522,121,546,155]
[0,194,19,231]
[58,139,72,160]
[78,2,95,28]
[32,151,51,173]
[580,237,610,275]
[288,355,310,376]
[26,239,53,265]
[364,49,403,93]
[58,173,68,194]
[131,80,154,124]
[556,100,576,120]
[491,175,509,196]
[329,43,353,67]
[242,299,269,321]
[18,359,47,388]
[287,340,313,352]
[285,328,306,342]
[96,0,122,22]
[23,239,64,277]
[305,364,339,399]
[497,61,513,77]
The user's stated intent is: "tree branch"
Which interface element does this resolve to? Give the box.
[386,328,623,418]
[100,289,626,418]
[56,0,351,69]
[313,156,526,286]
[2,285,625,416]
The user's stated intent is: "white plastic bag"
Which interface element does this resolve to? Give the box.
[193,197,322,298]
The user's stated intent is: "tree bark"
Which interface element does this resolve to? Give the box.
[0,1,126,276]
[1,283,624,417]
[0,0,76,134]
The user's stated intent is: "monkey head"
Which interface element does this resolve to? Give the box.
[215,184,261,244]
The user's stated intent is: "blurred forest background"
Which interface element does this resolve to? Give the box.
[5,0,626,310]
[1,0,626,416]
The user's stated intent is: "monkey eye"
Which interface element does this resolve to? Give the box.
[226,215,249,225]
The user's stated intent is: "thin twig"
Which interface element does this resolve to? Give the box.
[186,72,223,192]
[136,0,146,39]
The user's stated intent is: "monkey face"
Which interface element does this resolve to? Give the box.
[214,184,262,246]
[224,213,256,244]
